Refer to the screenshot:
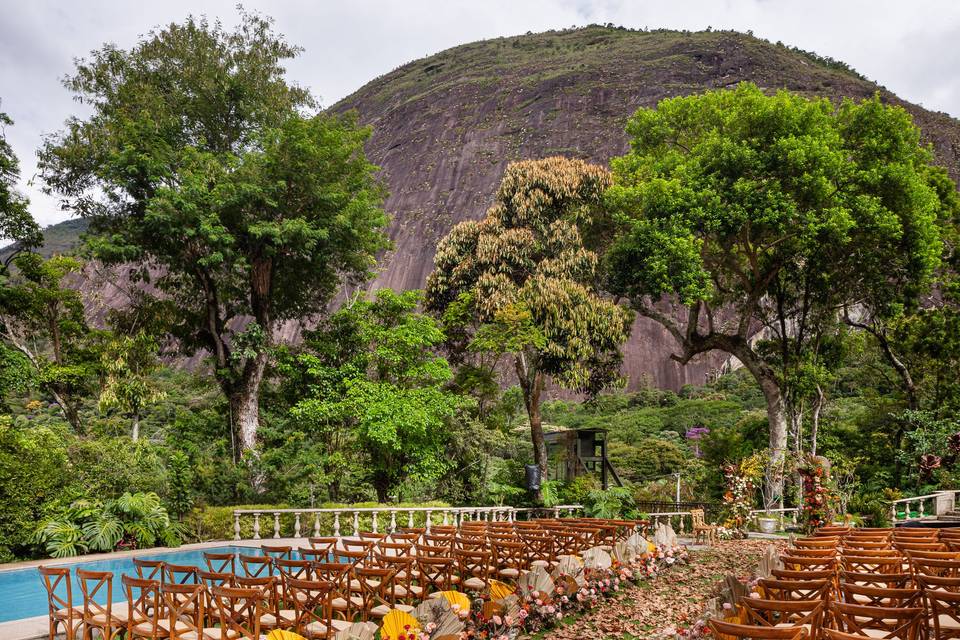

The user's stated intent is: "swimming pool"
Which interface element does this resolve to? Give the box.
[0,545,263,622]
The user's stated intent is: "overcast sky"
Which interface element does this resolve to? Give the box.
[2,0,959,228]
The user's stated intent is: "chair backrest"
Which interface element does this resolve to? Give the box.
[163,563,199,585]
[239,553,274,577]
[841,554,903,574]
[690,508,706,527]
[908,557,960,578]
[308,537,338,554]
[354,567,395,620]
[203,551,236,574]
[376,554,415,604]
[416,556,454,593]
[455,549,492,587]
[198,569,234,591]
[926,588,960,640]
[789,548,838,559]
[160,583,204,637]
[210,585,261,639]
[286,578,334,636]
[232,577,279,628]
[838,582,921,608]
[771,568,835,582]
[389,532,421,545]
[261,545,293,560]
[38,566,77,631]
[830,601,924,639]
[780,555,837,572]
[122,575,161,631]
[794,537,840,549]
[132,558,165,582]
[378,541,412,557]
[905,549,960,561]
[314,562,352,611]
[342,540,375,554]
[358,531,387,542]
[914,573,960,593]
[76,569,113,620]
[275,558,313,581]
[840,570,911,589]
[892,527,939,538]
[707,619,807,639]
[492,539,528,572]
[740,596,824,629]
[757,578,830,601]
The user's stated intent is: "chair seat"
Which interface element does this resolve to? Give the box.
[499,568,520,578]
[54,607,84,624]
[131,621,172,638]
[260,609,296,627]
[332,595,364,610]
[177,628,240,640]
[462,577,487,591]
[301,621,328,638]
[370,604,414,618]
[935,614,960,630]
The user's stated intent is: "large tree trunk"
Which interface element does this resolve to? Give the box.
[759,375,789,511]
[131,412,140,442]
[810,384,824,456]
[229,350,269,458]
[516,358,547,503]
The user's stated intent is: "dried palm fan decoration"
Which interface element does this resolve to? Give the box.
[431,609,466,640]
[380,610,422,640]
[437,590,471,614]
[334,622,377,640]
[518,565,555,601]
[626,532,649,556]
[612,539,637,564]
[499,593,522,619]
[552,554,585,585]
[489,579,516,601]
[267,631,307,640]
[755,544,782,579]
[653,522,677,547]
[414,596,452,625]
[720,574,748,608]
[582,546,613,571]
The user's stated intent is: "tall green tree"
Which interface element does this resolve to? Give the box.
[98,332,166,441]
[426,157,633,500]
[0,107,41,270]
[0,253,95,432]
[604,83,955,506]
[285,289,463,502]
[39,13,388,461]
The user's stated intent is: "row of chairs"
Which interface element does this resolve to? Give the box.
[707,526,960,639]
[40,517,640,640]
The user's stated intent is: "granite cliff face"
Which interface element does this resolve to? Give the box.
[326,27,960,390]
[15,27,960,390]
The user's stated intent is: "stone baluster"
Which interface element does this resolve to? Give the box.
[442,510,449,526]
[233,513,241,540]
[313,513,321,537]
[407,510,414,529]
[294,512,302,538]
[426,510,433,533]
[253,512,261,540]
[791,510,797,525]
[371,511,379,533]
[273,512,281,539]
[890,503,898,524]
[919,500,925,519]
[553,507,560,519]
[352,511,359,537]
[333,511,341,538]
[389,510,397,533]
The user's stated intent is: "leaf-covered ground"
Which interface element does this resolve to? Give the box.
[540,538,787,640]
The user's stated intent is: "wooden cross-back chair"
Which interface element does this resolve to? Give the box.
[197,570,234,624]
[780,555,837,573]
[261,545,293,561]
[389,532,421,545]
[77,569,126,640]
[838,583,921,609]
[233,576,290,632]
[38,566,82,640]
[355,567,404,621]
[841,554,903,574]
[162,563,199,586]
[521,533,556,568]
[275,558,313,582]
[915,573,960,593]
[122,575,163,640]
[202,551,236,575]
[416,556,458,594]
[132,558,165,583]
[908,557,960,578]
[789,548,838,559]
[925,588,960,640]
[286,578,336,639]
[308,537,339,554]
[840,570,912,590]
[794,538,840,550]
[160,582,207,640]
[298,548,330,563]
[376,553,420,605]
[707,619,808,639]
[209,585,261,640]
[772,569,835,582]
[315,562,360,624]
[740,597,823,636]
[455,549,493,592]
[239,554,274,578]
[829,601,924,640]
[757,578,831,602]
[491,539,527,582]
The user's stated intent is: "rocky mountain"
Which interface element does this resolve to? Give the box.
[17,27,960,390]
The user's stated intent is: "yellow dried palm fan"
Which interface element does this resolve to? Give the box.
[334,624,377,640]
[266,631,307,640]
[489,579,516,601]
[482,600,504,619]
[438,590,471,614]
[380,610,421,640]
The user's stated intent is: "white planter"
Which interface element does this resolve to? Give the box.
[758,517,778,534]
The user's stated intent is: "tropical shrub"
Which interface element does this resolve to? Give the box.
[34,492,181,557]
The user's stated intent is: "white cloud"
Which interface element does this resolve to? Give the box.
[1,0,958,227]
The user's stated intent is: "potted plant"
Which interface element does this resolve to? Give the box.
[756,511,779,534]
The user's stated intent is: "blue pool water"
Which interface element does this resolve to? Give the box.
[0,545,275,622]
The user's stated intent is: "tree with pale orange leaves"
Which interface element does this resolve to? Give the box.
[426,157,633,501]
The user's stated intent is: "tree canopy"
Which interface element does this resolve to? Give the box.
[38,13,389,462]
[427,157,633,499]
[604,83,958,505]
